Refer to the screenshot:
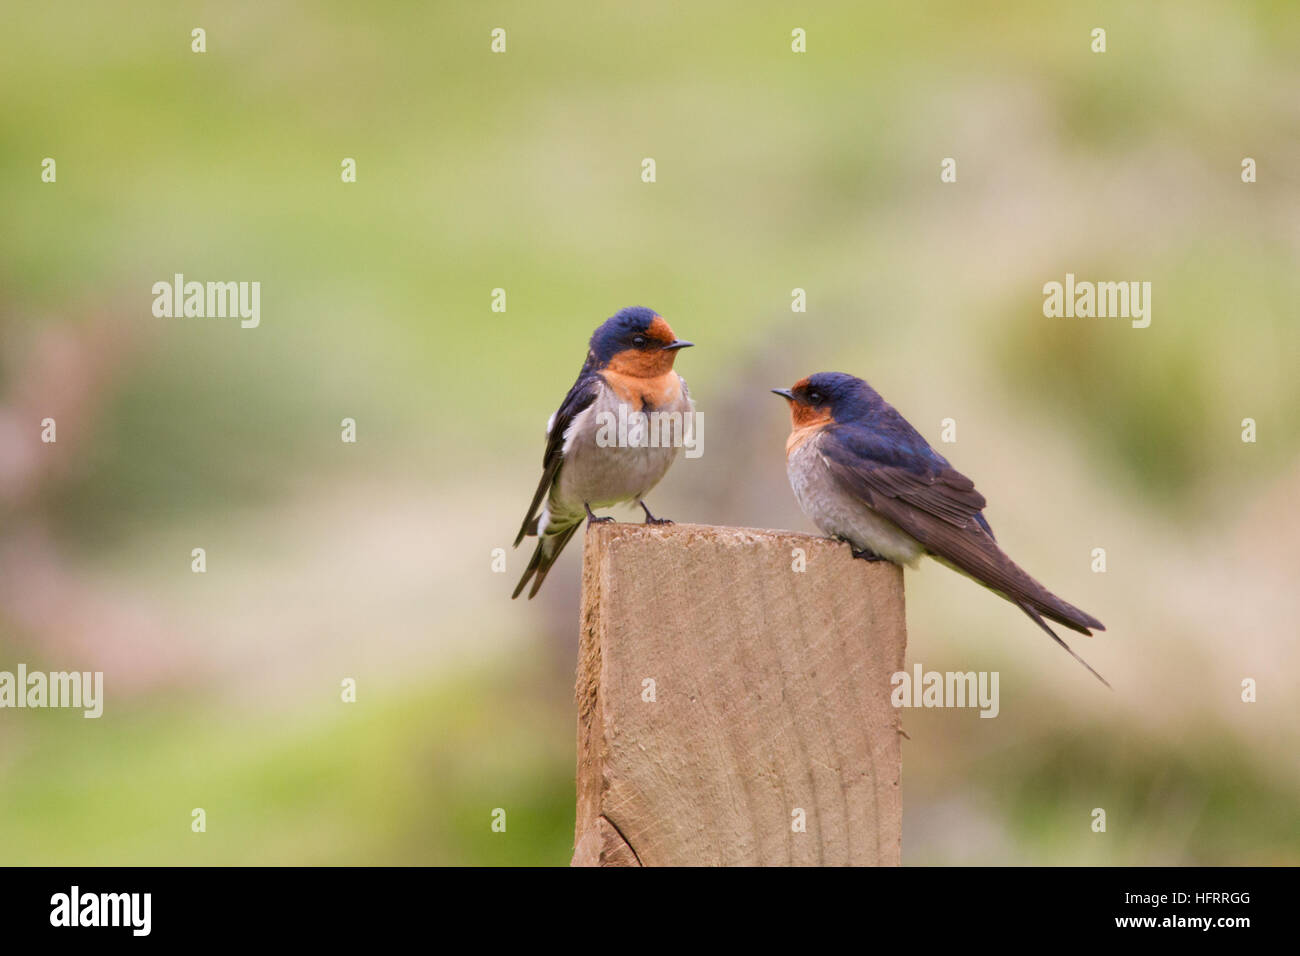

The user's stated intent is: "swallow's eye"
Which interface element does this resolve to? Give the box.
[632,335,647,347]
[807,390,824,404]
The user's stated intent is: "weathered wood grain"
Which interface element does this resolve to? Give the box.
[573,522,906,866]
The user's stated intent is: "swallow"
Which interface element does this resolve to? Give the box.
[773,372,1108,685]
[513,307,694,599]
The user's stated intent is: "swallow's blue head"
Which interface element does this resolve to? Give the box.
[772,371,879,426]
[589,307,693,375]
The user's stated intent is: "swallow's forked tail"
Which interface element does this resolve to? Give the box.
[1017,601,1111,688]
[511,521,581,599]
[925,532,1108,685]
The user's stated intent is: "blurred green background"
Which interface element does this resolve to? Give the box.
[1,1,1297,864]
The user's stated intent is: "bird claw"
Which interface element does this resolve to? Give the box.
[851,547,888,562]
[638,501,672,525]
[584,503,614,525]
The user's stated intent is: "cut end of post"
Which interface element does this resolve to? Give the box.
[573,521,907,867]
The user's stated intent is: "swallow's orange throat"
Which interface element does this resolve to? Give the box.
[601,367,683,412]
[604,346,680,379]
[785,403,832,456]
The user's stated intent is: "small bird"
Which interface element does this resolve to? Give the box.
[513,307,694,599]
[773,371,1108,685]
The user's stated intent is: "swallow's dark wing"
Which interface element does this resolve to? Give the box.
[514,357,600,547]
[820,423,1104,637]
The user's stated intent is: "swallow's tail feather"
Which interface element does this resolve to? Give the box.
[1017,602,1111,688]
[509,486,546,546]
[513,510,543,547]
[511,522,581,599]
[931,547,1104,637]
[1032,587,1105,636]
[962,542,1106,637]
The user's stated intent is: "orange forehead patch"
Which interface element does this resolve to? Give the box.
[647,315,675,344]
[791,376,811,392]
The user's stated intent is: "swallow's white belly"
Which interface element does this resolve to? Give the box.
[548,380,691,525]
[786,433,925,566]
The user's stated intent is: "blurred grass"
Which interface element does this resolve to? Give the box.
[0,649,574,865]
[996,242,1300,505]
[992,729,1300,865]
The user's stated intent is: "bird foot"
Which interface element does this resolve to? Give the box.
[638,501,673,525]
[584,503,614,526]
[851,547,888,562]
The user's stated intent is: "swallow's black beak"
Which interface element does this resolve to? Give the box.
[661,339,693,351]
[771,388,795,400]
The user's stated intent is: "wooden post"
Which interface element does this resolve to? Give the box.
[572,522,907,866]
